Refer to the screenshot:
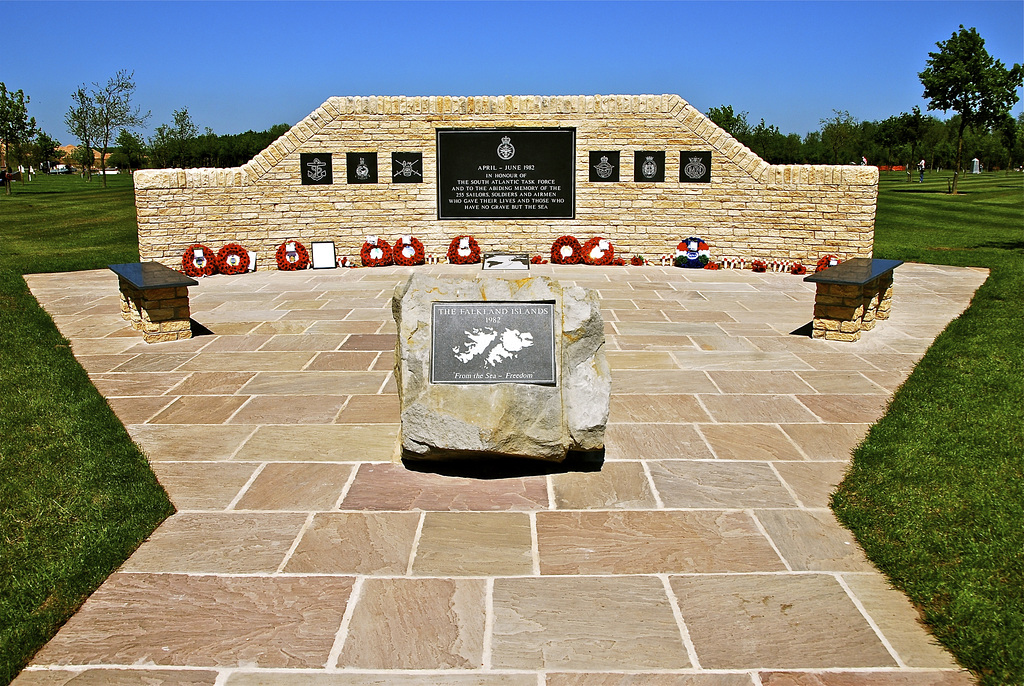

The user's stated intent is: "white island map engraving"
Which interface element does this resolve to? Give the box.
[453,328,534,367]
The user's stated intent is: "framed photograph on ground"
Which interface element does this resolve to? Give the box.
[311,242,337,269]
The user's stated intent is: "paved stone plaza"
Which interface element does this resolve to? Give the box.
[16,262,987,685]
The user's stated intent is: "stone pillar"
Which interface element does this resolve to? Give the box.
[117,279,193,343]
[812,271,894,342]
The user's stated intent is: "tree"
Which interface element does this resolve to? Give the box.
[820,110,859,164]
[706,105,750,139]
[32,131,61,171]
[110,128,146,173]
[149,107,198,168]
[0,83,38,194]
[65,86,98,179]
[919,25,1024,193]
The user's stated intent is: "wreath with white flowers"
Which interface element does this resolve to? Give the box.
[550,235,583,264]
[582,237,615,266]
[393,235,426,266]
[181,243,217,277]
[674,237,711,268]
[815,255,841,272]
[215,243,250,275]
[360,236,394,267]
[275,240,310,271]
[446,235,481,265]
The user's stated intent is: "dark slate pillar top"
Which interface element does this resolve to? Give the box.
[110,262,199,290]
[804,258,903,286]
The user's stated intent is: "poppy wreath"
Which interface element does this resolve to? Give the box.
[582,237,615,266]
[703,261,722,270]
[275,240,310,271]
[393,236,426,266]
[550,235,583,264]
[360,238,393,267]
[751,259,768,273]
[790,263,808,275]
[447,235,481,265]
[675,237,711,268]
[215,243,250,275]
[531,255,548,264]
[629,255,645,266]
[612,257,626,266]
[181,243,217,277]
[815,255,841,272]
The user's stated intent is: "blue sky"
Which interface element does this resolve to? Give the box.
[6,1,1023,144]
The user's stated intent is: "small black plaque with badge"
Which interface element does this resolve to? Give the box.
[392,152,423,183]
[634,150,665,182]
[680,151,712,183]
[347,152,378,184]
[430,302,556,384]
[300,153,333,185]
[589,151,620,182]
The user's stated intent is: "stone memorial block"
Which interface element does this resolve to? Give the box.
[392,274,609,461]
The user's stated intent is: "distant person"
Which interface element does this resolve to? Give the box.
[918,159,926,183]
[861,156,868,166]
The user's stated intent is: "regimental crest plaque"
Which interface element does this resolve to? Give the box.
[300,153,333,185]
[680,151,712,183]
[633,150,665,182]
[392,152,423,184]
[589,151,620,182]
[430,302,556,384]
[346,152,378,184]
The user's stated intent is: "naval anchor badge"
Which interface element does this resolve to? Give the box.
[496,136,516,161]
[299,153,333,185]
[633,150,665,182]
[589,151,620,182]
[346,152,378,184]
[392,152,423,184]
[680,151,712,183]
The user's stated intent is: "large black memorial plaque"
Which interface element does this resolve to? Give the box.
[430,302,556,384]
[437,128,575,219]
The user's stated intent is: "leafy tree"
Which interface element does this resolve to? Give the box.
[65,86,98,180]
[32,131,61,171]
[820,110,859,164]
[919,25,1024,193]
[88,70,149,186]
[110,128,146,173]
[149,107,198,168]
[706,105,750,139]
[0,83,37,194]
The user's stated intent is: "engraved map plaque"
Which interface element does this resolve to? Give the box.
[437,128,575,219]
[430,302,556,384]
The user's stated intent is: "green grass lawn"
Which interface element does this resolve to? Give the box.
[0,171,1021,684]
[0,174,174,685]
[833,170,1024,685]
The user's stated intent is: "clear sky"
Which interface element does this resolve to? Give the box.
[6,0,1023,144]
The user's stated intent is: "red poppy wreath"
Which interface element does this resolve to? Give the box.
[550,235,582,264]
[275,240,310,271]
[393,235,426,266]
[815,255,841,272]
[215,243,250,275]
[360,237,393,267]
[181,243,217,277]
[582,237,615,266]
[447,235,481,265]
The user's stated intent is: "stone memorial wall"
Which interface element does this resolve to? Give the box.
[134,94,878,265]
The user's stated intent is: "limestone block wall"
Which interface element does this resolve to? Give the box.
[134,94,877,267]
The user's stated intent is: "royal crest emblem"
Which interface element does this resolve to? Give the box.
[393,158,421,178]
[305,157,327,182]
[355,158,370,181]
[684,156,707,180]
[496,136,515,160]
[641,155,658,179]
[593,155,615,179]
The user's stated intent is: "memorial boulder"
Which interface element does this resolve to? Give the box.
[392,274,609,462]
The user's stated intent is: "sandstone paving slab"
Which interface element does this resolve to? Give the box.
[758,671,974,686]
[334,394,400,423]
[31,574,355,668]
[795,370,891,394]
[148,461,260,509]
[66,336,144,356]
[687,335,761,352]
[647,460,798,509]
[226,674,538,686]
[609,369,713,393]
[707,370,815,394]
[89,372,190,397]
[698,423,805,461]
[606,350,681,369]
[232,462,353,510]
[167,371,257,395]
[772,461,850,508]
[149,395,250,424]
[105,396,176,425]
[128,424,256,461]
[755,508,876,572]
[670,574,897,669]
[258,334,347,351]
[340,463,548,511]
[549,460,658,509]
[252,320,314,335]
[195,334,275,352]
[283,512,420,574]
[491,576,690,670]
[227,395,348,425]
[120,512,306,573]
[239,371,387,395]
[779,423,872,461]
[11,669,220,685]
[111,352,198,373]
[411,511,534,576]
[796,393,891,423]
[338,333,397,351]
[537,510,786,575]
[606,424,715,461]
[699,394,819,423]
[177,351,316,372]
[842,573,962,669]
[304,351,380,371]
[608,334,696,351]
[240,425,399,462]
[609,394,709,423]
[670,350,814,372]
[546,675,754,686]
[336,577,486,669]
[303,320,387,334]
